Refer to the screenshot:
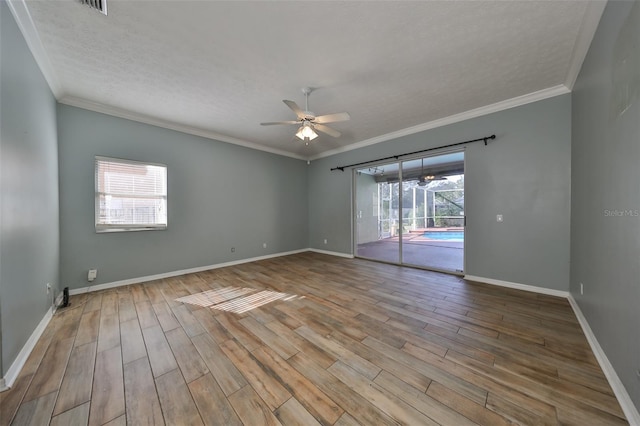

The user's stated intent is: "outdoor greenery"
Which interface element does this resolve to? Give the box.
[404,175,464,228]
[378,175,464,234]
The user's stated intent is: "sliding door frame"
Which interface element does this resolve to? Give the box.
[352,148,466,275]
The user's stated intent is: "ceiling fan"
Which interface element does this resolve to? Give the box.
[260,87,350,143]
[418,175,447,186]
[417,158,447,186]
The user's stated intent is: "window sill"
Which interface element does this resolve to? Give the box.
[95,226,167,233]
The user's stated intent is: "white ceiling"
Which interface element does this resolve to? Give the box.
[11,1,605,160]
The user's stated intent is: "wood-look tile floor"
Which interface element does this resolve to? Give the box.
[0,253,628,425]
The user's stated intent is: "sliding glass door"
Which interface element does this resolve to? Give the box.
[354,152,465,273]
[354,162,400,263]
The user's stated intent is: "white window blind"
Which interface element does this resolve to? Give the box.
[95,156,167,232]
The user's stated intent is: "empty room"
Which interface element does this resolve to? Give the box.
[1,0,639,425]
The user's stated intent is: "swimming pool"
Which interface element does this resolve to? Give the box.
[422,231,465,241]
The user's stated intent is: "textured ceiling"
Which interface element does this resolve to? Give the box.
[17,0,603,160]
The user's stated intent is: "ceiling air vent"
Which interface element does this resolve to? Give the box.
[79,0,107,15]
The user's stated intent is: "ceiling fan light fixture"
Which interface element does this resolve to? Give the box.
[262,88,348,143]
[296,122,318,141]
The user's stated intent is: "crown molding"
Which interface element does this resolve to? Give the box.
[63,85,570,165]
[309,85,570,161]
[6,0,304,162]
[564,0,607,90]
[6,0,63,98]
[59,96,307,161]
[9,0,585,163]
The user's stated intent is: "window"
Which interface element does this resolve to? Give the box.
[95,156,167,232]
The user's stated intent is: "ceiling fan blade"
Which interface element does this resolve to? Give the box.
[283,100,306,119]
[314,112,351,124]
[260,121,300,126]
[314,124,341,138]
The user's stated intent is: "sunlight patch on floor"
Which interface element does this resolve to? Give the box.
[175,286,301,314]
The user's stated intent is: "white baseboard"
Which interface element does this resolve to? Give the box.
[4,249,324,391]
[11,257,635,422]
[69,249,309,295]
[463,274,638,424]
[308,248,354,259]
[568,295,640,425]
[463,275,570,298]
[1,306,54,391]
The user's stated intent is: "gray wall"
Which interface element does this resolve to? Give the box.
[571,0,639,411]
[0,2,60,377]
[309,94,572,291]
[2,0,635,410]
[57,105,308,290]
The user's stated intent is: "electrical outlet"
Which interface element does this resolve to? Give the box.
[263,243,267,249]
[88,269,97,282]
[231,247,235,253]
[46,283,51,294]
[496,214,503,223]
[580,283,584,295]
[324,239,328,244]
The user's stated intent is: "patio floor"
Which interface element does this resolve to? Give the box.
[356,236,464,272]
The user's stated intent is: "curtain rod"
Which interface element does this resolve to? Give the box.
[330,134,495,171]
